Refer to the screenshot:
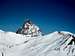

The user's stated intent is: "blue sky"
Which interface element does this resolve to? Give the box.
[0,0,75,34]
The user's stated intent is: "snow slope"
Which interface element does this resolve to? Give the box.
[0,30,75,56]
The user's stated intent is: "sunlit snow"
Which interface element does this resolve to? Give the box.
[0,30,75,56]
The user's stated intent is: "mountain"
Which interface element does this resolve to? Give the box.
[0,30,75,56]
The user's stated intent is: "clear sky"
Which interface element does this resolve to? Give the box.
[0,0,75,34]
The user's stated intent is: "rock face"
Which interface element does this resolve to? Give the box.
[0,30,75,56]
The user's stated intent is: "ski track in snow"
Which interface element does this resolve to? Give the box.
[0,30,75,56]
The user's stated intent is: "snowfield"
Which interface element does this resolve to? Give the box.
[0,30,75,56]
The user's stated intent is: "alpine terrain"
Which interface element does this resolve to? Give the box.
[0,30,75,56]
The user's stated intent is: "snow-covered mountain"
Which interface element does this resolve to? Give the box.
[0,30,75,56]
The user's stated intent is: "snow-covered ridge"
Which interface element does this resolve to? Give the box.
[0,30,75,56]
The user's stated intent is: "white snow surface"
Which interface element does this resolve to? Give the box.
[0,30,75,56]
